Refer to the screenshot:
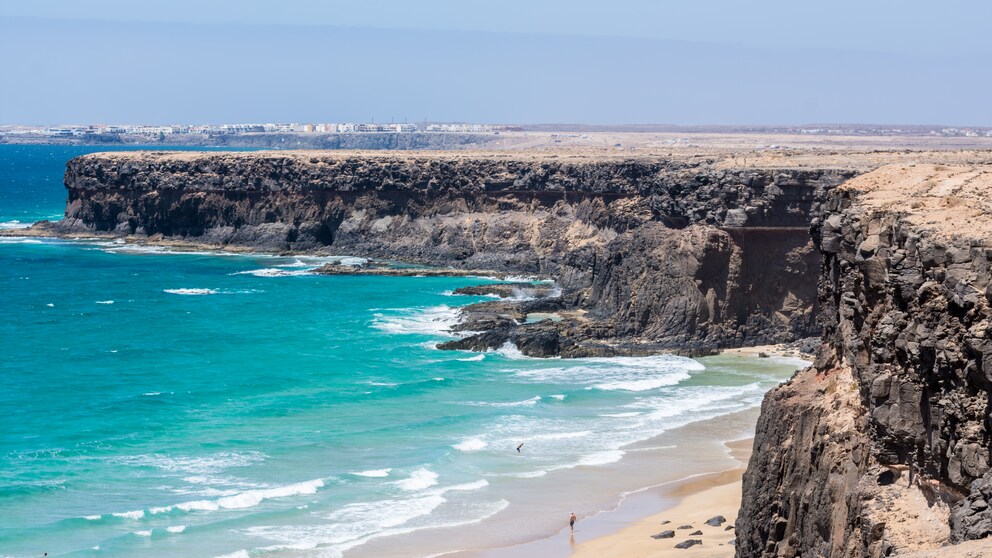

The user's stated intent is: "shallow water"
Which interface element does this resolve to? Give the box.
[0,145,804,557]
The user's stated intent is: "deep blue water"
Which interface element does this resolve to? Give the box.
[0,145,799,557]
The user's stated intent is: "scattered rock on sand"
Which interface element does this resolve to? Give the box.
[652,530,676,539]
[675,539,702,549]
[677,524,693,529]
[705,515,727,526]
[725,525,735,530]
[660,520,671,525]
[690,530,703,535]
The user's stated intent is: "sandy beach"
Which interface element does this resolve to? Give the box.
[572,454,747,557]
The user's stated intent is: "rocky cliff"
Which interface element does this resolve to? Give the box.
[739,164,992,556]
[49,150,852,353]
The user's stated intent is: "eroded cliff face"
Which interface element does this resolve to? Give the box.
[53,151,851,353]
[740,165,992,556]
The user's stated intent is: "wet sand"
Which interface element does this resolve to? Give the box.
[571,440,751,557]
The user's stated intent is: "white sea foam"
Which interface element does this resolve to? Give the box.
[391,468,438,491]
[116,451,266,475]
[453,438,488,452]
[371,305,460,336]
[466,396,541,407]
[133,530,152,537]
[213,551,250,558]
[352,468,392,478]
[95,300,114,304]
[84,514,102,521]
[242,495,509,557]
[244,494,447,550]
[511,354,702,395]
[0,237,43,244]
[163,478,324,513]
[164,288,217,296]
[436,479,489,493]
[112,510,145,520]
[590,373,691,392]
[167,525,187,533]
[493,341,528,359]
[233,268,314,277]
[505,470,548,478]
[600,411,642,418]
[550,394,566,400]
[0,219,31,230]
[457,354,485,362]
[336,256,368,267]
[577,450,626,467]
[502,275,553,283]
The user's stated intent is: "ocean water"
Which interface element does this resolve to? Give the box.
[0,145,804,557]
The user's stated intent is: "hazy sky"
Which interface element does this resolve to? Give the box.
[2,0,990,126]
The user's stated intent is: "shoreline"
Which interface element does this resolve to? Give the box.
[3,228,803,558]
[449,437,753,558]
[571,441,749,558]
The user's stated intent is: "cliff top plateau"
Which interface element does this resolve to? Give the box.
[72,146,992,173]
[838,163,992,241]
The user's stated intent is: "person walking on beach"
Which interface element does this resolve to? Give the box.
[516,443,524,453]
[569,512,577,532]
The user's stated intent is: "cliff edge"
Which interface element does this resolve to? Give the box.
[740,165,992,556]
[43,150,854,355]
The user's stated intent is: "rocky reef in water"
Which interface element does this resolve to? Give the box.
[739,164,992,557]
[41,150,854,355]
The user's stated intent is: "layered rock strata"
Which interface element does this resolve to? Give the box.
[46,150,853,354]
[740,165,992,556]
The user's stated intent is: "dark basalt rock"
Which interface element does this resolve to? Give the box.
[951,470,992,542]
[677,525,694,529]
[451,283,555,299]
[705,515,726,526]
[740,168,992,557]
[675,539,702,549]
[52,151,854,355]
[652,530,676,539]
[690,530,703,535]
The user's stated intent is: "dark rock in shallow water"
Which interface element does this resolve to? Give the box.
[452,283,555,299]
[652,530,675,539]
[704,515,726,526]
[58,151,854,355]
[674,539,702,549]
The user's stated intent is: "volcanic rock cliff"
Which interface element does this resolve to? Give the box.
[739,165,992,557]
[51,150,853,354]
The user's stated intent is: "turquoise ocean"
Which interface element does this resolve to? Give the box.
[0,145,803,557]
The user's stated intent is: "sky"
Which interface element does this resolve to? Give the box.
[1,0,990,126]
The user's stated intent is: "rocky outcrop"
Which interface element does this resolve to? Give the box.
[45,150,853,354]
[740,165,992,556]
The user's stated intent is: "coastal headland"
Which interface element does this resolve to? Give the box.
[17,146,984,359]
[8,143,992,556]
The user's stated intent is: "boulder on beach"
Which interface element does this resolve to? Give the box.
[651,530,676,539]
[675,539,702,549]
[705,515,727,526]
